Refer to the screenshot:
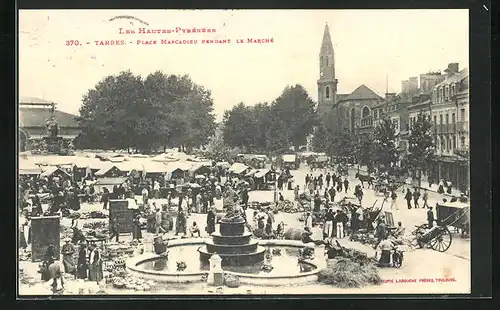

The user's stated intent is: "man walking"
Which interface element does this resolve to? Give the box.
[390,190,398,210]
[326,172,331,188]
[405,189,413,209]
[343,178,349,193]
[422,189,429,209]
[413,189,421,208]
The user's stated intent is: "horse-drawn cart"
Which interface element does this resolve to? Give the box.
[410,202,470,252]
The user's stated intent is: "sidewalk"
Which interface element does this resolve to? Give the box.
[353,166,462,197]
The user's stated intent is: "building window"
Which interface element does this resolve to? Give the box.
[461,136,465,147]
[448,137,452,151]
[440,115,443,125]
[325,86,330,99]
[434,115,437,126]
[325,57,328,66]
[362,106,370,118]
[436,136,440,150]
[452,113,455,124]
[441,136,446,151]
[461,108,465,121]
[452,135,456,150]
[445,114,449,124]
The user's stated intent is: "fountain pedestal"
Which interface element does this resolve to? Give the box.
[199,217,265,266]
[43,136,63,154]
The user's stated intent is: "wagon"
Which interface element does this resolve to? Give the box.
[411,202,470,252]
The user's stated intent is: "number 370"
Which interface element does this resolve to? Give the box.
[66,40,81,46]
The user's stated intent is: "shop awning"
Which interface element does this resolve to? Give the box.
[19,159,43,175]
[246,169,259,177]
[316,156,329,162]
[95,165,120,177]
[40,166,71,178]
[165,162,193,173]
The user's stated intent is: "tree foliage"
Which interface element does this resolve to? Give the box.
[371,117,399,172]
[74,71,215,153]
[407,113,436,174]
[221,84,316,154]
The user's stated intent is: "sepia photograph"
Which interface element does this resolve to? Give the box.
[18,9,470,296]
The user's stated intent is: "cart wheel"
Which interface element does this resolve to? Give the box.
[414,224,427,248]
[429,227,452,252]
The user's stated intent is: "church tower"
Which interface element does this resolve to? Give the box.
[317,23,338,115]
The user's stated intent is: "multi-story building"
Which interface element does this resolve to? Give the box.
[429,63,469,192]
[408,93,432,133]
[419,71,445,94]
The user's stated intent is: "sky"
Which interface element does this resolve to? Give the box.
[19,9,469,120]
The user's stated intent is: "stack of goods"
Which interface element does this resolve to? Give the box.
[283,228,303,241]
[317,259,381,288]
[224,274,241,288]
[18,249,31,261]
[79,211,108,220]
[82,221,108,240]
[248,201,272,210]
[275,200,303,213]
[350,232,377,245]
[112,276,154,291]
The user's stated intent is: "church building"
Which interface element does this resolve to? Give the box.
[317,23,382,136]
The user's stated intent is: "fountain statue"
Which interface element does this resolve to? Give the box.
[43,106,64,154]
[198,201,265,266]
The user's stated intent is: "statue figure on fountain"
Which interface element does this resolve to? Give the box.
[45,115,59,138]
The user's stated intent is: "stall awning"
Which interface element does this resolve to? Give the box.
[40,166,70,178]
[282,154,296,163]
[216,161,230,168]
[95,165,120,176]
[254,169,270,178]
[19,160,42,175]
[246,169,259,177]
[316,156,329,162]
[95,177,128,185]
[165,162,192,173]
[229,163,248,174]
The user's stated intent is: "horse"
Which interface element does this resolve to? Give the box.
[355,172,374,188]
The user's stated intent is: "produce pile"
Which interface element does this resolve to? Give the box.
[248,201,272,209]
[82,221,108,239]
[350,232,378,245]
[19,249,31,261]
[283,228,303,241]
[80,211,108,219]
[110,272,155,291]
[275,200,304,213]
[318,259,382,288]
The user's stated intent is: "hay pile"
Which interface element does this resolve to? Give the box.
[318,259,382,288]
[283,228,302,241]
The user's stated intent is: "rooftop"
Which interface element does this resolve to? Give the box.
[340,84,381,102]
[19,107,79,128]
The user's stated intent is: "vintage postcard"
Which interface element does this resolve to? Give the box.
[18,9,470,296]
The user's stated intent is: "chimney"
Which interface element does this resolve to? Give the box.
[445,63,459,76]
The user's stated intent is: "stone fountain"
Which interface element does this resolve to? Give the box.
[43,109,63,154]
[198,210,265,266]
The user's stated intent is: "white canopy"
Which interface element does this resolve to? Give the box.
[282,154,296,163]
[254,169,270,179]
[229,163,248,174]
[165,161,193,173]
[19,159,42,175]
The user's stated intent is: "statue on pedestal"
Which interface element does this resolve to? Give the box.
[45,115,59,138]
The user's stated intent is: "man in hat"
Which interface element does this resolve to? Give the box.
[373,218,387,249]
[323,208,334,239]
[154,206,165,234]
[61,238,76,274]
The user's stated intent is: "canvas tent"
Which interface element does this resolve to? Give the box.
[229,163,249,174]
[19,160,42,175]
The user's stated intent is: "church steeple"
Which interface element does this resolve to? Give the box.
[320,23,334,55]
[317,23,338,113]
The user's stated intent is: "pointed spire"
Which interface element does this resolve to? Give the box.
[320,23,334,55]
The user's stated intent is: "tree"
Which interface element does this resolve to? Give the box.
[371,117,399,173]
[75,71,215,153]
[222,102,257,151]
[76,71,146,151]
[407,113,436,185]
[272,85,317,150]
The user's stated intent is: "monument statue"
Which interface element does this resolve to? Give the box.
[45,115,59,138]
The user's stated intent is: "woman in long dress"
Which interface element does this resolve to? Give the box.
[205,207,216,235]
[88,244,103,283]
[40,244,56,281]
[76,243,88,279]
[61,239,76,274]
[19,210,29,250]
[132,215,143,240]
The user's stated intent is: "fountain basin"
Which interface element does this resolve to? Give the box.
[211,232,253,245]
[126,239,323,286]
